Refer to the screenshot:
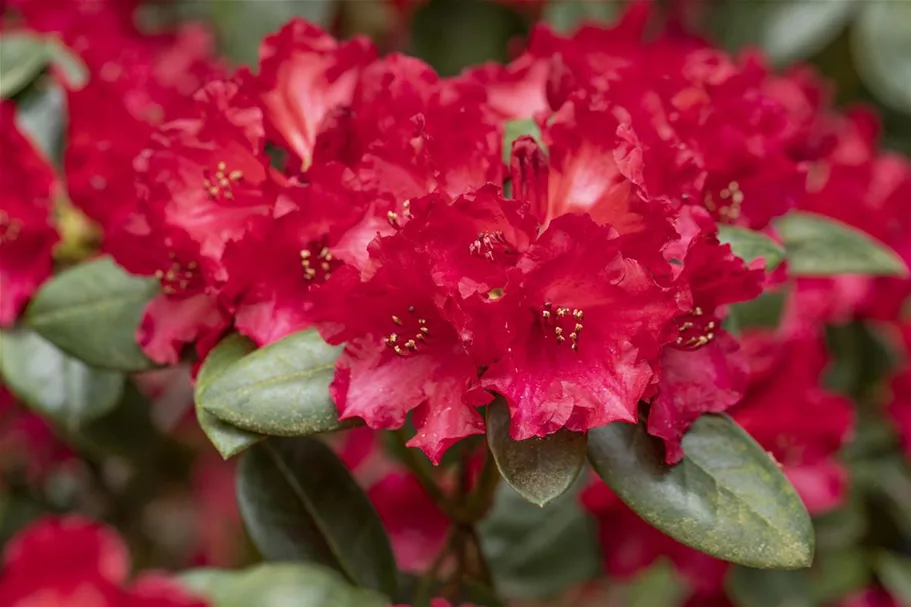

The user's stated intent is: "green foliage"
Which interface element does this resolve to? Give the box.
[486,397,585,507]
[502,118,542,163]
[853,0,911,115]
[27,257,160,372]
[199,329,343,437]
[775,212,908,277]
[717,225,785,270]
[478,480,601,600]
[178,563,388,607]
[0,33,51,99]
[194,334,263,459]
[236,437,398,598]
[0,326,124,430]
[588,415,814,569]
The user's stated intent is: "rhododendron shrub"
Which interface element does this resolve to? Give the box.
[3,0,911,605]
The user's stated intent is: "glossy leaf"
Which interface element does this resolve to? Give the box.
[717,225,785,270]
[0,327,124,430]
[195,334,263,459]
[236,437,397,597]
[178,564,388,607]
[0,33,49,99]
[502,118,542,162]
[774,212,908,277]
[876,551,911,604]
[587,415,814,569]
[27,257,160,372]
[726,567,813,607]
[478,480,601,600]
[200,329,343,436]
[486,398,585,507]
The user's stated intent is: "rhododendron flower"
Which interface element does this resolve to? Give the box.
[0,101,59,326]
[316,219,490,463]
[648,206,765,462]
[482,213,686,440]
[112,78,278,364]
[0,516,206,606]
[252,19,376,169]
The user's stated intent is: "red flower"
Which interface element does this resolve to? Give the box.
[225,163,370,346]
[368,472,449,572]
[253,19,376,169]
[482,213,686,440]
[0,101,58,326]
[315,220,490,464]
[0,385,70,483]
[731,330,855,514]
[648,206,764,462]
[0,516,207,606]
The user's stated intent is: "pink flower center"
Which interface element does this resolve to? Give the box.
[540,302,585,352]
[0,211,22,245]
[674,306,717,350]
[469,231,515,261]
[703,180,744,223]
[155,253,203,296]
[299,243,340,283]
[384,305,432,357]
[202,161,244,201]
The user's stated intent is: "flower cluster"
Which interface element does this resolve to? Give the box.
[86,10,781,464]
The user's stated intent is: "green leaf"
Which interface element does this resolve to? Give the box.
[195,335,263,459]
[27,257,160,372]
[502,118,542,163]
[717,225,785,270]
[624,559,686,607]
[69,380,162,460]
[713,0,858,65]
[726,567,813,607]
[486,397,585,507]
[809,547,871,605]
[45,39,88,89]
[774,211,908,277]
[853,0,911,115]
[200,329,343,436]
[178,564,388,607]
[0,33,50,99]
[587,415,814,569]
[875,551,911,605]
[0,327,124,430]
[236,437,397,597]
[543,0,621,33]
[478,479,601,600]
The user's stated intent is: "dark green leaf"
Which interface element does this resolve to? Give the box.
[875,551,911,605]
[195,335,263,459]
[236,437,397,597]
[0,327,124,430]
[478,480,601,600]
[200,329,343,436]
[587,415,814,569]
[853,0,911,115]
[502,118,542,163]
[178,564,388,607]
[69,380,161,460]
[486,397,585,507]
[726,567,813,607]
[729,289,787,331]
[543,0,621,32]
[717,225,785,270]
[27,257,160,372]
[774,211,908,277]
[0,33,49,99]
